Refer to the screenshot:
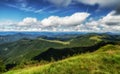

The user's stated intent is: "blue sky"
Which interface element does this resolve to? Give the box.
[0,0,112,21]
[0,0,120,32]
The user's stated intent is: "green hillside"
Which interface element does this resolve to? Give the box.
[4,44,120,74]
[0,34,103,65]
[0,57,6,73]
[0,33,120,73]
[0,39,65,65]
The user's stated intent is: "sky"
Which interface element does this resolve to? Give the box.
[0,0,120,32]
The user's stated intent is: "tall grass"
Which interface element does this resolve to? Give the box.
[4,44,120,74]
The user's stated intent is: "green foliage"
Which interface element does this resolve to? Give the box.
[0,39,65,65]
[0,58,6,73]
[1,33,120,73]
[0,33,103,65]
[4,44,120,74]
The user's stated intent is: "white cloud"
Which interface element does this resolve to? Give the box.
[101,11,120,25]
[41,12,90,27]
[1,11,120,33]
[18,17,40,26]
[81,11,120,32]
[0,12,90,31]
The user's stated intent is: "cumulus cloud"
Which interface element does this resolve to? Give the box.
[41,12,90,27]
[17,12,90,27]
[18,17,40,26]
[100,11,120,25]
[81,11,120,32]
[0,12,90,31]
[1,11,120,33]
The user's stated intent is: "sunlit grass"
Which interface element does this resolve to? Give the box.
[4,44,120,74]
[38,38,70,45]
[89,36,103,42]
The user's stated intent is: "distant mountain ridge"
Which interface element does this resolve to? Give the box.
[0,32,85,44]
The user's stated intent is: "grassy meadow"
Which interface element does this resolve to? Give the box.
[4,44,120,74]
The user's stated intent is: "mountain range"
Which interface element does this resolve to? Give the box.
[0,32,120,74]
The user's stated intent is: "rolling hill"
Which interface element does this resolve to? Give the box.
[4,44,120,74]
[0,33,107,65]
[0,33,120,73]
